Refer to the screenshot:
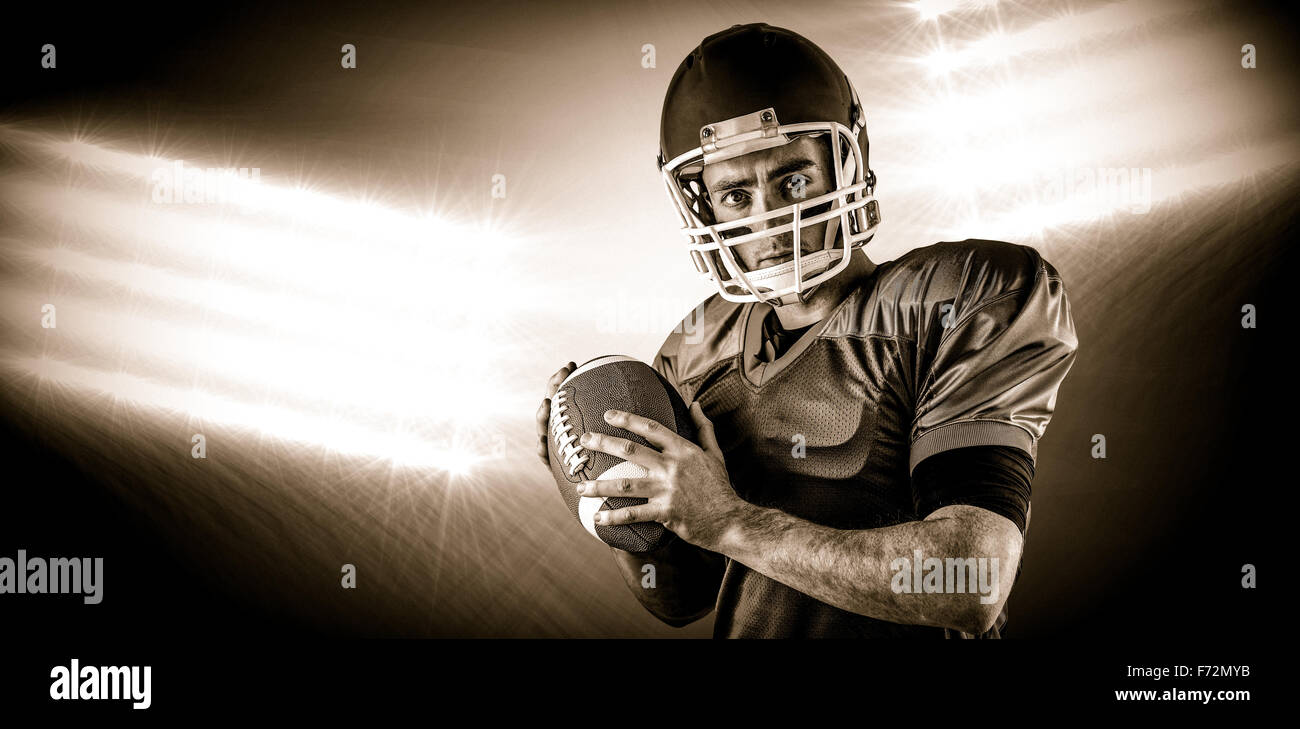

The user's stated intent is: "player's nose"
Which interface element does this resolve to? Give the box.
[748,189,783,229]
[739,189,793,242]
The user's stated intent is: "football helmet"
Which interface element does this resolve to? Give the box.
[658,23,881,307]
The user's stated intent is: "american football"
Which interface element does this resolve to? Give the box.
[547,355,695,553]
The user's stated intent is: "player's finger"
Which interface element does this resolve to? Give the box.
[546,361,577,399]
[536,398,551,434]
[576,477,661,499]
[602,409,691,455]
[580,431,666,473]
[593,502,664,527]
[537,398,556,466]
[690,401,723,455]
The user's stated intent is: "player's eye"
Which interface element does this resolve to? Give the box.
[784,174,814,197]
[718,189,749,207]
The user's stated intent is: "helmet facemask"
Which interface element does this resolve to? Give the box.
[661,107,881,307]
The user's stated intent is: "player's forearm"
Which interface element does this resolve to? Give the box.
[610,537,725,627]
[718,504,1019,633]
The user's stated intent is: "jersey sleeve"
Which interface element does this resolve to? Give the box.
[651,347,686,402]
[650,293,739,406]
[909,246,1078,474]
[652,322,697,405]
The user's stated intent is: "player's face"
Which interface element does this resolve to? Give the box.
[701,134,836,272]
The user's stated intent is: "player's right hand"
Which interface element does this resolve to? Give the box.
[536,361,577,467]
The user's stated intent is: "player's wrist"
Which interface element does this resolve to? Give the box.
[714,500,771,562]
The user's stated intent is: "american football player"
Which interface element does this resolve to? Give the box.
[535,23,1077,637]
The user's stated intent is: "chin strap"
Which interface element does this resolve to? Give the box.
[771,286,817,308]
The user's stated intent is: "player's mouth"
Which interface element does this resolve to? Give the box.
[758,252,795,267]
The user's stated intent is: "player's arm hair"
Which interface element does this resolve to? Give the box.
[724,502,1020,634]
[609,537,726,627]
[719,446,1031,634]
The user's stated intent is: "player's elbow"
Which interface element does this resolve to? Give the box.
[962,601,1001,635]
[941,595,1002,634]
[623,574,715,627]
[647,604,713,628]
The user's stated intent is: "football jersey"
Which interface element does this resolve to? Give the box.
[652,239,1078,638]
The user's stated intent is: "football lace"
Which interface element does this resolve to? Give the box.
[549,389,589,476]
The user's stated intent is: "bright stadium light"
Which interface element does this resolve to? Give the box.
[914,0,964,21]
[0,131,541,475]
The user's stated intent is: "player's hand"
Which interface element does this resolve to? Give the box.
[576,402,748,553]
[535,361,577,468]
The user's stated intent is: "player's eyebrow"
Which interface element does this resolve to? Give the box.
[769,158,818,182]
[709,157,818,193]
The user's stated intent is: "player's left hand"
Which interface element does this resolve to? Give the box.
[576,402,748,553]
